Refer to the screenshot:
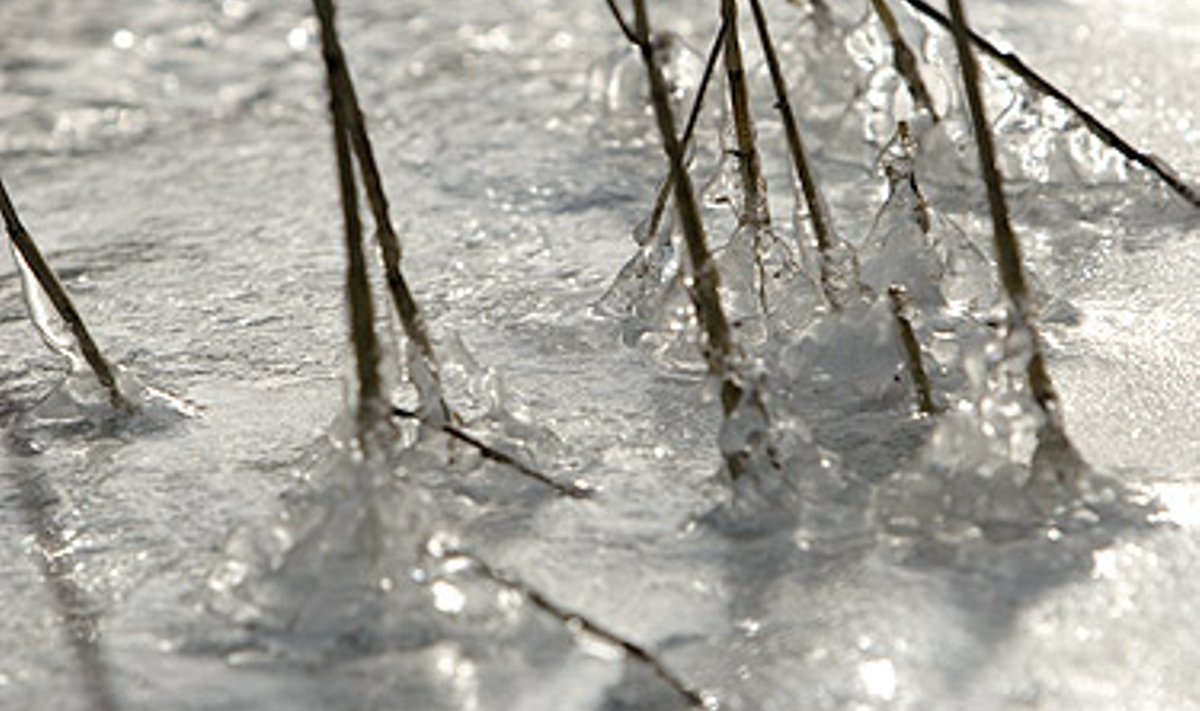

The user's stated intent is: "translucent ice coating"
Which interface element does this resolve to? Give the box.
[6,241,192,446]
[208,442,438,659]
[9,239,83,370]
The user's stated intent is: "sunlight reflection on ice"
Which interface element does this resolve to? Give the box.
[858,658,897,701]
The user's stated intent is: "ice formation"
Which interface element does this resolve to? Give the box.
[2,0,1197,709]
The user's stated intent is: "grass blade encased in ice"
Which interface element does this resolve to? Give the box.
[0,176,126,410]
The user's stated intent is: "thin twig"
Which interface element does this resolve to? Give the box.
[887,285,937,415]
[312,0,451,422]
[745,0,847,309]
[869,0,937,120]
[643,19,728,247]
[604,0,640,45]
[314,0,384,445]
[438,547,708,709]
[946,0,1060,425]
[625,0,743,417]
[391,406,592,498]
[901,0,1200,207]
[721,0,770,228]
[0,177,126,410]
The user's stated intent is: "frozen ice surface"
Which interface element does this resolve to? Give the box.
[3,0,1200,709]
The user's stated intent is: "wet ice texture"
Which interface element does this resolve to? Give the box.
[3,0,1200,710]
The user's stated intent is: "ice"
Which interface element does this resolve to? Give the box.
[3,0,1200,709]
[3,250,194,449]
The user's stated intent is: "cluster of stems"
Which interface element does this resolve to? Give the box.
[314,0,586,496]
[946,0,1062,429]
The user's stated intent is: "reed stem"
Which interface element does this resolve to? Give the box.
[721,0,770,227]
[887,285,936,415]
[901,0,1200,207]
[745,0,846,309]
[946,0,1060,425]
[391,405,592,498]
[436,547,708,709]
[604,0,640,45]
[0,177,126,410]
[869,0,937,121]
[312,0,451,423]
[626,0,743,417]
[314,0,384,446]
[643,19,727,247]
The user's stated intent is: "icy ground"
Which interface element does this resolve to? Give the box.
[2,0,1200,709]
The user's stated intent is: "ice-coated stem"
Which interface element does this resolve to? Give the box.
[901,0,1200,207]
[391,405,592,498]
[642,19,728,248]
[887,285,937,415]
[721,0,770,228]
[314,0,385,447]
[745,0,848,309]
[869,0,938,121]
[946,0,1060,426]
[625,0,743,417]
[311,0,451,424]
[0,177,126,410]
[435,547,709,709]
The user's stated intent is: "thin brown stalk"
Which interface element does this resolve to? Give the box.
[946,0,1059,424]
[887,285,937,415]
[314,0,384,445]
[869,0,937,121]
[901,0,1200,207]
[721,0,770,227]
[312,0,450,423]
[643,19,728,246]
[745,0,846,309]
[391,405,592,498]
[0,177,126,410]
[604,0,640,45]
[436,547,708,709]
[626,0,743,417]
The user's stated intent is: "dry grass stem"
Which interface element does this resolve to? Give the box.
[745,0,846,308]
[604,0,640,45]
[887,285,937,415]
[643,19,727,246]
[902,0,1200,207]
[314,0,385,445]
[0,177,126,409]
[869,0,938,120]
[391,406,592,498]
[312,0,450,422]
[946,0,1061,427]
[721,0,770,227]
[625,0,743,417]
[439,547,708,709]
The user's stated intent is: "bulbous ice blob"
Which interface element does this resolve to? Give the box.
[6,239,194,447]
[859,170,945,309]
[10,239,82,370]
[7,364,195,452]
[207,446,439,660]
[584,31,708,147]
[780,298,909,407]
[596,208,684,330]
[707,375,871,544]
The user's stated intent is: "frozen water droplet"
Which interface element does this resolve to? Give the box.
[9,240,83,370]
